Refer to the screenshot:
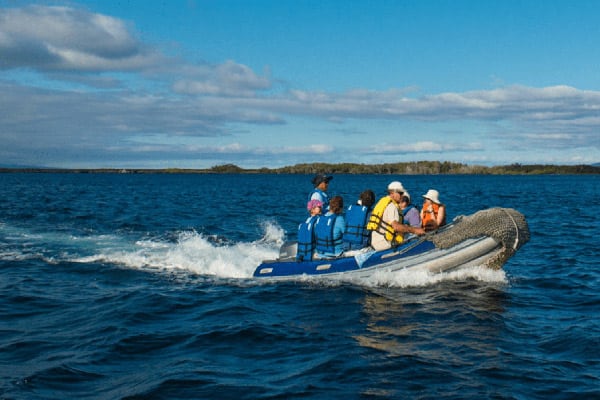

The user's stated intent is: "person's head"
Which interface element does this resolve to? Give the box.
[359,189,375,208]
[422,189,441,205]
[387,181,406,202]
[311,174,333,190]
[307,199,323,215]
[399,195,411,209]
[329,196,344,214]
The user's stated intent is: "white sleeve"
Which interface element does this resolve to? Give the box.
[383,203,399,223]
[310,192,324,202]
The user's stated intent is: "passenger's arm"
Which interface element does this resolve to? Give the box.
[436,206,446,226]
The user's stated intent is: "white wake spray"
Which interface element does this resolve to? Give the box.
[358,265,507,288]
[74,221,283,279]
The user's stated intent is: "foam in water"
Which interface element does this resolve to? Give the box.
[73,223,283,279]
[359,265,507,288]
[293,264,507,289]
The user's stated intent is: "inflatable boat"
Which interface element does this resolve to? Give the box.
[253,208,529,280]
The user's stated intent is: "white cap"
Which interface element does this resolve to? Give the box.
[387,181,406,193]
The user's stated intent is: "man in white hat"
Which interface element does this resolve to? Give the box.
[421,189,446,231]
[367,181,425,251]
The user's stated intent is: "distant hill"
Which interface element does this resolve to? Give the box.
[1,161,599,175]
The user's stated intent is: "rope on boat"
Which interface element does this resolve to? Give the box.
[502,207,521,250]
[428,207,530,269]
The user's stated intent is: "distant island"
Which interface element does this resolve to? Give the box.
[1,161,599,175]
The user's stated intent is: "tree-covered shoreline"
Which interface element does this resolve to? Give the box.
[1,161,599,175]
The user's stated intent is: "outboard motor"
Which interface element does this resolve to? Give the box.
[278,241,298,260]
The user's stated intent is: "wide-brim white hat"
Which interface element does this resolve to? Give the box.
[422,189,441,204]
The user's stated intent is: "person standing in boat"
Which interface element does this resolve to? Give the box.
[314,196,346,258]
[296,199,323,261]
[367,181,425,251]
[343,189,375,250]
[421,189,446,231]
[399,192,421,228]
[307,173,333,212]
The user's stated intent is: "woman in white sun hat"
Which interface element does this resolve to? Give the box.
[420,189,446,231]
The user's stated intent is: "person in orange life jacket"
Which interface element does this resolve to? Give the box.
[296,199,323,261]
[399,192,421,228]
[421,189,446,232]
[314,196,346,258]
[368,181,425,251]
[307,173,332,212]
[343,189,375,250]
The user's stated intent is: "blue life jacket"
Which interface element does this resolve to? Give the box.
[343,204,371,249]
[307,188,330,211]
[314,214,342,255]
[296,216,318,261]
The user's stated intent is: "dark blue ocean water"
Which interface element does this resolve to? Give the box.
[0,173,598,399]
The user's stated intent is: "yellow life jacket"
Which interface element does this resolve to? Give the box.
[367,196,404,245]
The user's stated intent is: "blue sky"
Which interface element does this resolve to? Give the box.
[1,0,599,168]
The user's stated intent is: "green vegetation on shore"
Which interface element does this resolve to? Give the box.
[1,161,599,174]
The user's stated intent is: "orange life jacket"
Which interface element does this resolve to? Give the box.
[421,202,446,228]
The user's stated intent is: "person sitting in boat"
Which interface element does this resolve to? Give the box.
[314,196,346,258]
[307,173,333,212]
[367,181,425,251]
[296,199,323,261]
[399,192,421,228]
[421,189,446,232]
[343,189,375,250]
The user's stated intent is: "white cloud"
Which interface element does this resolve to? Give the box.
[172,60,272,96]
[0,5,161,71]
[366,141,484,155]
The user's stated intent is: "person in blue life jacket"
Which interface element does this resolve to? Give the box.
[307,173,333,212]
[314,196,346,258]
[296,199,323,261]
[343,189,376,250]
[399,192,421,228]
